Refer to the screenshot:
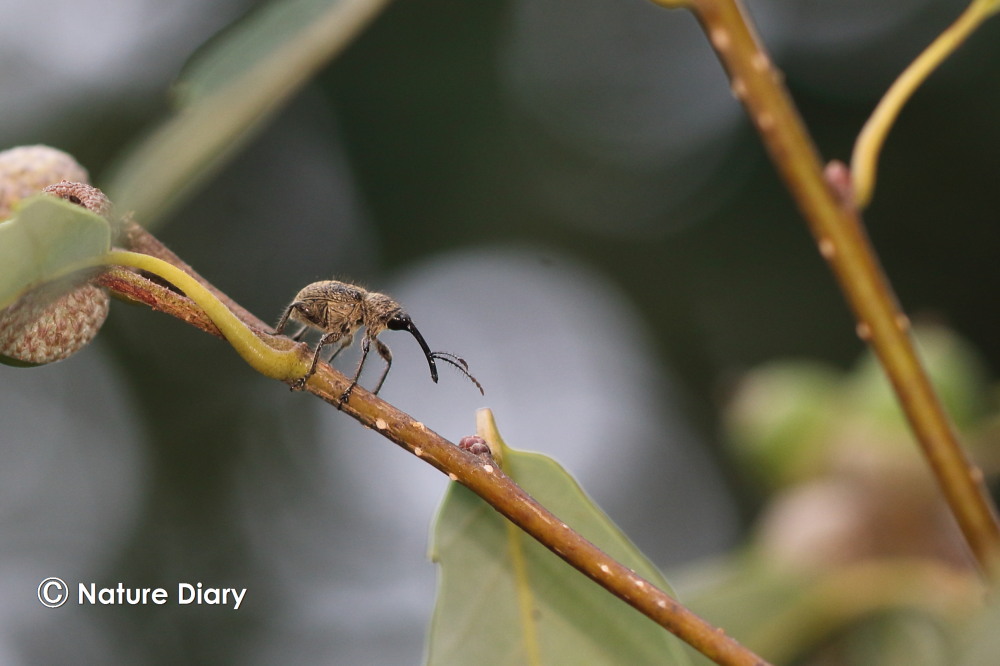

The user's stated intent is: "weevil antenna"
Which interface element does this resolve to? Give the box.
[430,351,484,395]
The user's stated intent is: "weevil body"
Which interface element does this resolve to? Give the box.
[275,280,482,401]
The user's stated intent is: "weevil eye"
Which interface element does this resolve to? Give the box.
[386,313,410,331]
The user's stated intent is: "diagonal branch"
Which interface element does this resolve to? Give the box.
[102,227,771,666]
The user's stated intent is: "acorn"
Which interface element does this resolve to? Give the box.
[0,145,90,219]
[0,147,113,366]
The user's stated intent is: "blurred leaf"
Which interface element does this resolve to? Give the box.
[0,196,110,311]
[679,554,814,664]
[725,361,842,490]
[426,411,691,665]
[725,325,993,490]
[105,0,391,226]
[960,594,1000,665]
[839,613,949,666]
[680,555,977,666]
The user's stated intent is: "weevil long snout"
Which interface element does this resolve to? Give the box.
[387,314,438,383]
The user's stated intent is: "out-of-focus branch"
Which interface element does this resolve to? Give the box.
[650,0,1000,577]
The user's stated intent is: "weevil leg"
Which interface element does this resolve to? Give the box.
[371,339,393,395]
[274,303,311,342]
[339,335,373,405]
[291,330,345,391]
[273,302,300,335]
[327,335,354,363]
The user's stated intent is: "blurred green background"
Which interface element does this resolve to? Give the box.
[1,0,998,663]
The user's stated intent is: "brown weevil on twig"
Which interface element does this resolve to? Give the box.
[275,280,483,403]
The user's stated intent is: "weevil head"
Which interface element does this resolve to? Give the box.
[387,313,439,383]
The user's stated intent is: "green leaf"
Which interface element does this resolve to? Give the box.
[0,195,111,311]
[104,0,391,226]
[426,411,692,666]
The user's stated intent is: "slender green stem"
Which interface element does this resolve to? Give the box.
[667,0,1000,577]
[851,0,1000,209]
[56,250,306,380]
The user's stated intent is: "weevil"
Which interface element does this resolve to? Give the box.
[275,280,482,402]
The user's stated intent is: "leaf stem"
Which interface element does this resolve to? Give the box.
[672,0,1000,577]
[851,0,1000,209]
[108,250,306,378]
[53,248,307,380]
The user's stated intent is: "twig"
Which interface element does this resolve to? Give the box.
[659,0,1000,577]
[851,0,1000,209]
